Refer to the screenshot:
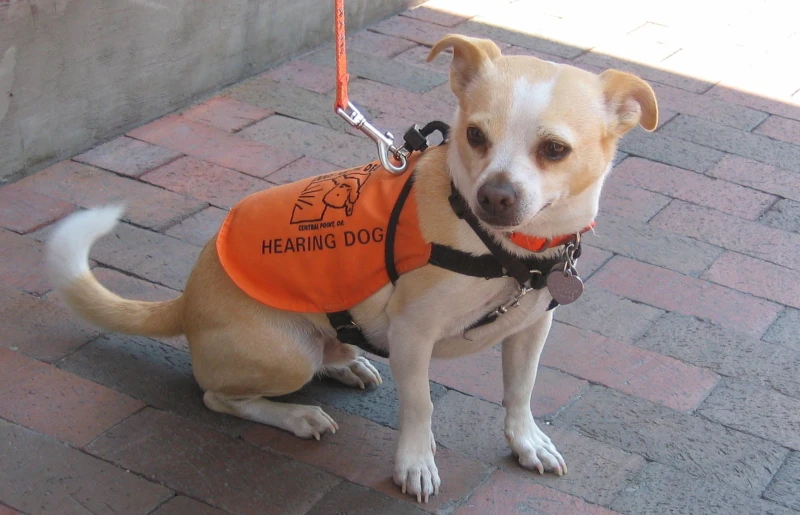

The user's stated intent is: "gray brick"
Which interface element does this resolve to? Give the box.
[585,213,724,276]
[764,308,800,348]
[556,385,788,495]
[638,313,800,399]
[661,115,800,173]
[239,115,376,169]
[303,48,447,94]
[287,360,447,430]
[618,128,725,172]
[57,334,255,437]
[612,151,628,167]
[306,482,427,515]
[432,390,646,507]
[90,222,201,291]
[611,462,796,515]
[554,288,664,343]
[225,77,369,133]
[765,452,800,511]
[575,52,715,94]
[698,378,800,450]
[460,20,588,59]
[761,199,800,234]
[0,419,172,514]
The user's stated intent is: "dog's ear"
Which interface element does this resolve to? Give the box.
[428,34,501,97]
[599,70,658,135]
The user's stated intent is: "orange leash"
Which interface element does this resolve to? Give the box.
[332,0,408,174]
[334,0,349,111]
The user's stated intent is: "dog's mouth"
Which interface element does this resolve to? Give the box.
[477,202,553,232]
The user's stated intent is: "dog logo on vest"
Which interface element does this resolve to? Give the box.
[290,164,376,224]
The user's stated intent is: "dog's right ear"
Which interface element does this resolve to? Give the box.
[428,35,501,97]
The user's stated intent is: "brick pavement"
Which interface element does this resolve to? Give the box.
[1,1,799,513]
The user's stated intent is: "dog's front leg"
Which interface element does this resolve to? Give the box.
[389,323,440,503]
[502,310,567,475]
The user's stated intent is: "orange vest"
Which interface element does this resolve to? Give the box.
[217,157,432,313]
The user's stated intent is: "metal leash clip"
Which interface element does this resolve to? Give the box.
[336,102,408,174]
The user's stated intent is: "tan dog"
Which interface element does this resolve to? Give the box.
[46,35,657,503]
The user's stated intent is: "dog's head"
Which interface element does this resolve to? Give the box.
[429,35,658,242]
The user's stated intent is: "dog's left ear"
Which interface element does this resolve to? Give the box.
[428,34,502,98]
[600,70,659,135]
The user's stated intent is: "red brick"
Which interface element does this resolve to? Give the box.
[151,496,227,515]
[0,419,172,515]
[17,160,206,231]
[577,51,714,94]
[370,15,457,47]
[577,244,613,279]
[165,206,228,247]
[0,229,48,294]
[707,155,800,202]
[86,408,340,515]
[455,470,618,515]
[400,4,469,27]
[0,282,99,362]
[703,252,800,309]
[128,115,299,178]
[244,407,491,513]
[73,136,183,177]
[266,157,340,185]
[263,60,336,94]
[0,347,143,447]
[754,115,800,145]
[0,183,76,234]
[0,505,21,515]
[141,156,269,209]
[651,200,800,271]
[90,222,201,291]
[600,174,671,222]
[650,82,767,130]
[428,346,588,418]
[613,157,777,220]
[590,256,782,337]
[706,85,800,122]
[182,96,273,132]
[348,29,417,58]
[542,323,718,411]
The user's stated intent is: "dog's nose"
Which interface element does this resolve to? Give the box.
[477,177,517,215]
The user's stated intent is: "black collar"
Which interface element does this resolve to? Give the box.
[441,183,569,289]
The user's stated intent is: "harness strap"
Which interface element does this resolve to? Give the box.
[326,310,389,358]
[385,173,417,285]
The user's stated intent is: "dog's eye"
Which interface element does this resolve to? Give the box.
[541,141,570,161]
[466,126,487,148]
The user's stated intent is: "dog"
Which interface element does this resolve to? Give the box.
[46,35,657,503]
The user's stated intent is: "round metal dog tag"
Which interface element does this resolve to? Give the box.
[546,268,584,305]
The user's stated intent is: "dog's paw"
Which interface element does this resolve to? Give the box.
[505,413,567,476]
[393,441,441,504]
[325,356,383,389]
[286,405,338,440]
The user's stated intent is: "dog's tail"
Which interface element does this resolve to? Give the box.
[45,205,184,337]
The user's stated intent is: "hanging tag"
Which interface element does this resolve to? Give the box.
[546,264,584,305]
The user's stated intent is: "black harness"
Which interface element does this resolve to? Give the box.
[325,122,581,358]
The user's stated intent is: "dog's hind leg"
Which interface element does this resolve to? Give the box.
[203,392,337,440]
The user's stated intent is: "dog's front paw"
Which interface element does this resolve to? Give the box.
[393,436,440,503]
[505,413,567,476]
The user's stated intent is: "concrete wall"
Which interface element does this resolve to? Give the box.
[0,0,420,183]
